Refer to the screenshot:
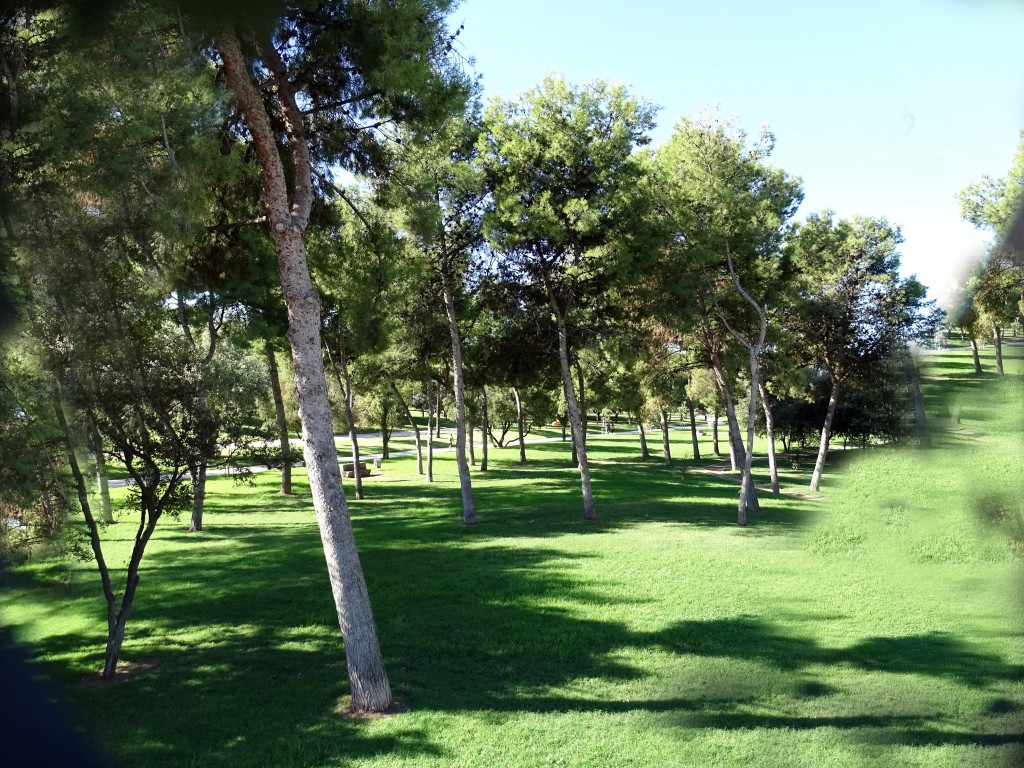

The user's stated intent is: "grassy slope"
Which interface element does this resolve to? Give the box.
[1,347,1021,768]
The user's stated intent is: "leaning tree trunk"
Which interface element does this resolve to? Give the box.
[512,385,527,464]
[390,382,423,475]
[217,28,391,712]
[993,324,1004,376]
[637,416,650,458]
[810,378,842,492]
[906,355,931,448]
[480,388,489,472]
[659,407,672,466]
[265,340,293,495]
[89,422,114,523]
[334,342,363,501]
[710,349,758,515]
[687,401,701,461]
[551,295,596,520]
[575,361,587,448]
[425,381,434,483]
[438,214,476,524]
[187,458,208,532]
[756,376,780,494]
[969,335,983,374]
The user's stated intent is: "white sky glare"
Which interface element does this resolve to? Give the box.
[455,0,1024,305]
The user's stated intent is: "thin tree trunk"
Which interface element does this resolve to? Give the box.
[89,422,114,523]
[435,386,443,438]
[756,376,780,494]
[512,385,527,463]
[551,293,595,520]
[55,394,117,676]
[660,406,672,466]
[264,340,293,495]
[970,336,983,374]
[336,343,363,500]
[810,379,842,492]
[480,388,488,472]
[468,416,476,466]
[438,208,476,523]
[187,458,207,532]
[575,361,587,448]
[561,417,567,441]
[390,381,422,475]
[426,381,434,483]
[217,29,391,712]
[637,416,649,458]
[712,409,721,456]
[906,355,931,448]
[687,401,700,461]
[993,324,1004,375]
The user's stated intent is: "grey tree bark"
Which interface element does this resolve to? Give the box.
[969,336,983,374]
[712,409,721,456]
[217,28,392,712]
[89,422,114,523]
[687,401,701,461]
[425,380,435,483]
[550,289,596,520]
[264,340,293,495]
[756,376,780,494]
[391,382,423,475]
[906,355,931,448]
[637,416,649,458]
[480,388,489,472]
[659,406,672,466]
[810,380,841,492]
[329,340,363,500]
[438,212,476,523]
[512,385,527,463]
[993,324,1004,375]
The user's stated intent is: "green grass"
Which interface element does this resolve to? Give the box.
[1,347,1022,767]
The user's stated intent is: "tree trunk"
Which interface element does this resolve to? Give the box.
[335,343,363,500]
[426,381,434,483]
[468,416,476,466]
[561,417,567,441]
[810,379,842,492]
[265,340,293,495]
[712,410,721,456]
[480,388,488,472]
[574,361,587,448]
[687,401,700,461]
[660,407,672,466]
[390,381,422,475]
[906,355,930,448]
[551,295,596,520]
[993,324,1004,375]
[512,385,527,463]
[438,211,476,524]
[187,458,207,532]
[756,376,780,494]
[970,336,983,374]
[55,394,118,677]
[89,422,114,523]
[435,386,443,438]
[217,28,391,712]
[637,416,649,458]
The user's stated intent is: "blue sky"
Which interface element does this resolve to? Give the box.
[454,0,1024,304]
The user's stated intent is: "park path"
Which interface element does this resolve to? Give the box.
[105,424,693,488]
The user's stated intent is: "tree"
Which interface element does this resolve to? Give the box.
[787,213,929,491]
[479,74,656,520]
[212,1,465,712]
[654,113,801,523]
[385,109,485,524]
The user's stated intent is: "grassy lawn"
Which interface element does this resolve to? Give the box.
[1,347,1021,767]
